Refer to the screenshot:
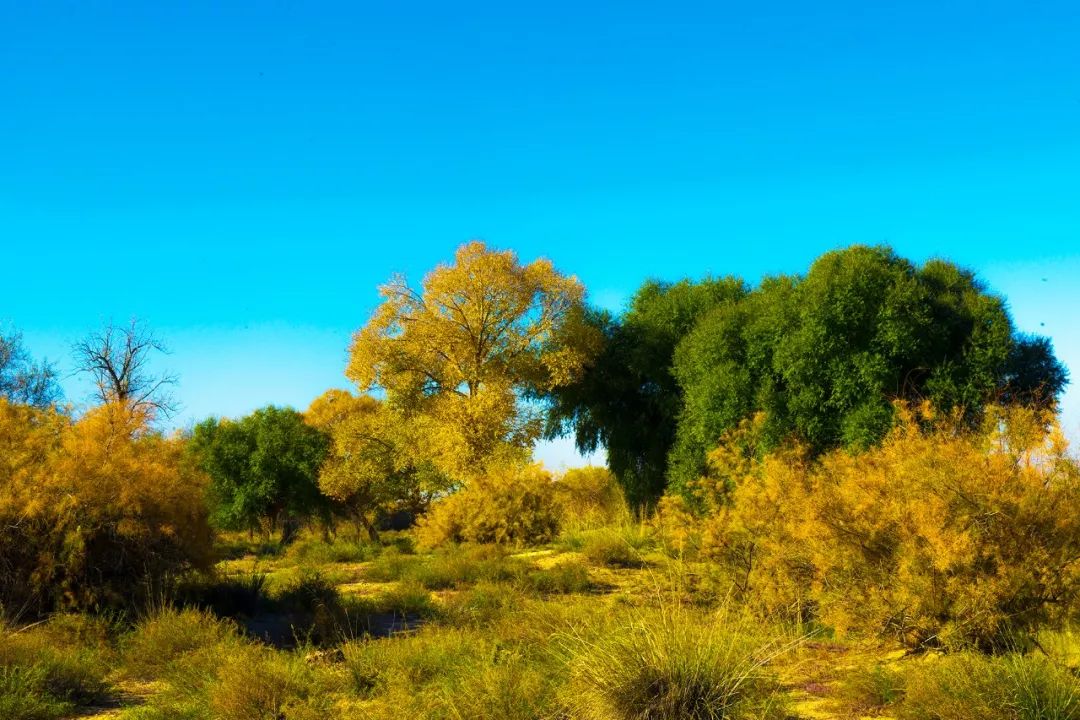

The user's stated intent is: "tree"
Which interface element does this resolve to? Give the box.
[73,318,178,418]
[0,328,60,407]
[347,240,597,480]
[669,245,1068,495]
[306,389,449,542]
[544,277,747,510]
[190,406,329,544]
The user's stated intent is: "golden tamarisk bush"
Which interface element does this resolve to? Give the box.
[416,464,561,547]
[553,466,628,529]
[703,404,1080,649]
[0,399,213,615]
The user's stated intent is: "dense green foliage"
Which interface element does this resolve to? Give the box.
[549,245,1067,506]
[191,406,330,543]
[545,277,747,509]
[670,246,1066,494]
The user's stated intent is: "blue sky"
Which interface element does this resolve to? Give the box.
[2,1,1079,466]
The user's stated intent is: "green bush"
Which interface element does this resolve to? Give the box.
[0,665,70,720]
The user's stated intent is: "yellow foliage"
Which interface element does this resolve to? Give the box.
[703,403,1080,649]
[304,387,375,432]
[0,399,213,614]
[416,464,561,547]
[307,389,449,541]
[651,494,700,557]
[553,466,628,529]
[346,240,599,480]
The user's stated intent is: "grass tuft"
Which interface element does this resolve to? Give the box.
[566,605,788,720]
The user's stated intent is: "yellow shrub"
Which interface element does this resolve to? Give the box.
[652,494,700,557]
[553,466,628,529]
[704,404,1080,649]
[0,400,214,614]
[416,464,560,547]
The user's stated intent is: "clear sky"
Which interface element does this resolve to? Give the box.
[3,1,1079,467]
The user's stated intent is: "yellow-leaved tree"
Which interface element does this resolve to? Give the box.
[347,241,598,481]
[306,389,449,542]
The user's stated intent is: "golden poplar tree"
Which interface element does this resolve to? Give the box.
[347,241,597,480]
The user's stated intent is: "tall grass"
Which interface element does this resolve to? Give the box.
[120,607,341,720]
[364,544,595,596]
[565,605,790,720]
[0,616,113,720]
[285,535,380,565]
[570,526,656,568]
[342,614,568,719]
[900,652,1080,720]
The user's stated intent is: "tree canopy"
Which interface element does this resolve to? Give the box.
[306,389,450,542]
[547,245,1067,509]
[190,406,329,543]
[669,246,1067,495]
[544,277,747,510]
[347,240,597,480]
[0,329,60,408]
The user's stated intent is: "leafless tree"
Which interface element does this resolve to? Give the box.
[0,328,60,408]
[73,319,179,418]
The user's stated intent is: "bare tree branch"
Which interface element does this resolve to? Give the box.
[73,318,179,419]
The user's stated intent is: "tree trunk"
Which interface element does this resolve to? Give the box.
[358,513,380,544]
[280,514,300,546]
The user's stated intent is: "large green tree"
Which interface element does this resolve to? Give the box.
[668,245,1067,494]
[548,246,1067,510]
[190,406,329,543]
[544,277,747,510]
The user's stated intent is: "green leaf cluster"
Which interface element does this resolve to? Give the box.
[548,245,1067,508]
[190,406,330,540]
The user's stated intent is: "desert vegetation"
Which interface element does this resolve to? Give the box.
[2,241,1077,719]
